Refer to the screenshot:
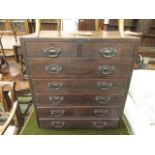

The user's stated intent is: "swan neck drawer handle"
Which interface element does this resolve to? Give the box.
[95,96,111,104]
[50,109,65,117]
[93,121,107,128]
[45,64,62,74]
[51,121,65,128]
[98,65,115,75]
[97,81,113,89]
[48,96,64,104]
[43,47,61,58]
[98,48,118,58]
[48,82,63,90]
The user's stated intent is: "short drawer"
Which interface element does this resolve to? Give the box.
[82,42,136,59]
[38,118,120,128]
[24,41,78,58]
[32,79,127,94]
[35,94,124,107]
[28,58,132,77]
[36,106,121,118]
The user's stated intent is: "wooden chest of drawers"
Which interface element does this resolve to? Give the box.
[20,31,140,129]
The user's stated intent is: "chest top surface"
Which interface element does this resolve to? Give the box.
[20,31,140,41]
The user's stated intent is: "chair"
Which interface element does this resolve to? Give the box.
[118,19,124,37]
[0,100,18,134]
[35,19,61,37]
[0,81,20,135]
[35,19,125,37]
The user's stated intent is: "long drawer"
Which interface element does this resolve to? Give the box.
[36,106,121,118]
[32,79,127,94]
[34,93,124,106]
[25,41,78,58]
[28,58,132,77]
[39,118,120,128]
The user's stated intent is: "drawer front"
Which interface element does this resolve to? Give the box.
[36,106,121,118]
[32,79,127,94]
[35,94,124,106]
[28,58,132,77]
[25,41,78,58]
[39,118,120,128]
[82,42,135,58]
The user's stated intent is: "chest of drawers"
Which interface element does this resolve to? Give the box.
[20,31,140,129]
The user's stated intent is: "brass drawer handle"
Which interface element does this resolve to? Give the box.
[94,109,109,117]
[45,64,62,74]
[95,96,111,104]
[98,48,118,58]
[48,82,63,90]
[50,109,65,117]
[51,121,65,128]
[48,96,64,104]
[97,81,113,90]
[98,65,115,75]
[43,47,61,58]
[93,121,107,128]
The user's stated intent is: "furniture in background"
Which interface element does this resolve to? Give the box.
[0,19,31,35]
[78,19,104,31]
[0,81,20,135]
[35,19,125,37]
[19,31,140,129]
[33,19,61,36]
[0,32,32,132]
[0,100,19,135]
[38,19,61,31]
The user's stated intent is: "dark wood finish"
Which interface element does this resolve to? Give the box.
[24,41,136,59]
[32,79,127,93]
[78,19,95,31]
[31,19,60,31]
[82,42,136,58]
[136,19,152,35]
[39,118,120,128]
[20,31,140,129]
[28,58,132,77]
[34,93,124,107]
[138,46,155,58]
[25,41,78,58]
[78,19,104,31]
[37,106,121,118]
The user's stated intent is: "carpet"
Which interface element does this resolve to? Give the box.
[20,108,130,135]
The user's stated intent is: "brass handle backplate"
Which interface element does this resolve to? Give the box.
[93,121,107,128]
[94,109,109,117]
[97,81,113,90]
[43,46,61,58]
[98,48,118,58]
[45,64,62,74]
[48,96,64,104]
[95,96,111,104]
[98,65,115,75]
[50,109,65,117]
[48,82,63,90]
[51,121,65,128]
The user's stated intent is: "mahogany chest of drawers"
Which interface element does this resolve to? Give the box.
[20,31,140,129]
